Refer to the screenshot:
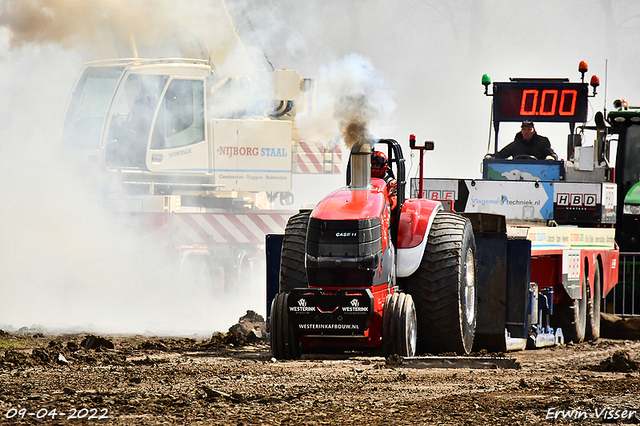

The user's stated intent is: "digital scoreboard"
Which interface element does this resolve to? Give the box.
[493,81,589,123]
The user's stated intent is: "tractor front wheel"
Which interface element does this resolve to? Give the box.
[383,293,417,357]
[270,292,302,360]
[405,211,477,355]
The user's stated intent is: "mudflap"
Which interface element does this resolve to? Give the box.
[464,213,533,352]
[265,234,284,321]
[465,214,509,352]
[287,288,374,336]
[504,238,533,345]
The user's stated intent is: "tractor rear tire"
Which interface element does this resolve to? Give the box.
[279,211,311,293]
[269,292,302,360]
[586,264,602,341]
[383,293,417,357]
[553,276,587,343]
[405,211,477,355]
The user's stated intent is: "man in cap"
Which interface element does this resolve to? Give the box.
[492,121,558,160]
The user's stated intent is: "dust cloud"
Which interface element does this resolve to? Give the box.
[233,0,640,177]
[0,0,251,71]
[293,53,395,150]
[2,0,640,334]
[0,1,274,335]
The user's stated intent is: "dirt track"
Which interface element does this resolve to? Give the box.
[1,314,640,425]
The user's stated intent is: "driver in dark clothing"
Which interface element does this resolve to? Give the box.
[493,121,558,160]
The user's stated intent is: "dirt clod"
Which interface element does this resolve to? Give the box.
[81,334,115,350]
[385,353,403,367]
[593,350,640,372]
[601,313,640,340]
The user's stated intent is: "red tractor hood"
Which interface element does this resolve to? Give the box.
[311,182,387,221]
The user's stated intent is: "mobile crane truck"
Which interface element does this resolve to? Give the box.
[59,5,342,296]
[266,61,622,358]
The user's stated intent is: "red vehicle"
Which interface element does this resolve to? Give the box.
[266,62,623,359]
[412,62,620,350]
[268,138,477,359]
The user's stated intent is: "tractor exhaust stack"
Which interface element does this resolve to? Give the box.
[350,139,372,190]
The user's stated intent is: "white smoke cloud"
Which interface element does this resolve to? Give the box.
[0,0,263,79]
[295,53,396,148]
[0,1,272,335]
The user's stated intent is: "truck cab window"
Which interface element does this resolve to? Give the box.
[61,67,123,149]
[622,125,640,194]
[106,74,165,168]
[151,79,205,150]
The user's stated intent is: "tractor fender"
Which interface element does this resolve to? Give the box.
[396,199,443,277]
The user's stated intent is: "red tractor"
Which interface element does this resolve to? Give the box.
[267,137,477,359]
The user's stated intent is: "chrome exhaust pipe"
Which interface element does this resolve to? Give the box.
[350,139,372,190]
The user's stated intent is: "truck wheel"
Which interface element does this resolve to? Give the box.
[196,259,217,296]
[180,257,223,296]
[179,257,196,289]
[405,211,477,355]
[554,277,587,343]
[383,293,417,357]
[269,292,301,360]
[233,252,253,292]
[279,211,311,293]
[223,251,253,294]
[586,264,602,341]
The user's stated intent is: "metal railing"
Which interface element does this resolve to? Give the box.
[604,252,640,317]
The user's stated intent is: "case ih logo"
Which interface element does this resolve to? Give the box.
[557,193,597,208]
[336,232,356,237]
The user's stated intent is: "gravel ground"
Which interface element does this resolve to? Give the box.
[1,313,639,425]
